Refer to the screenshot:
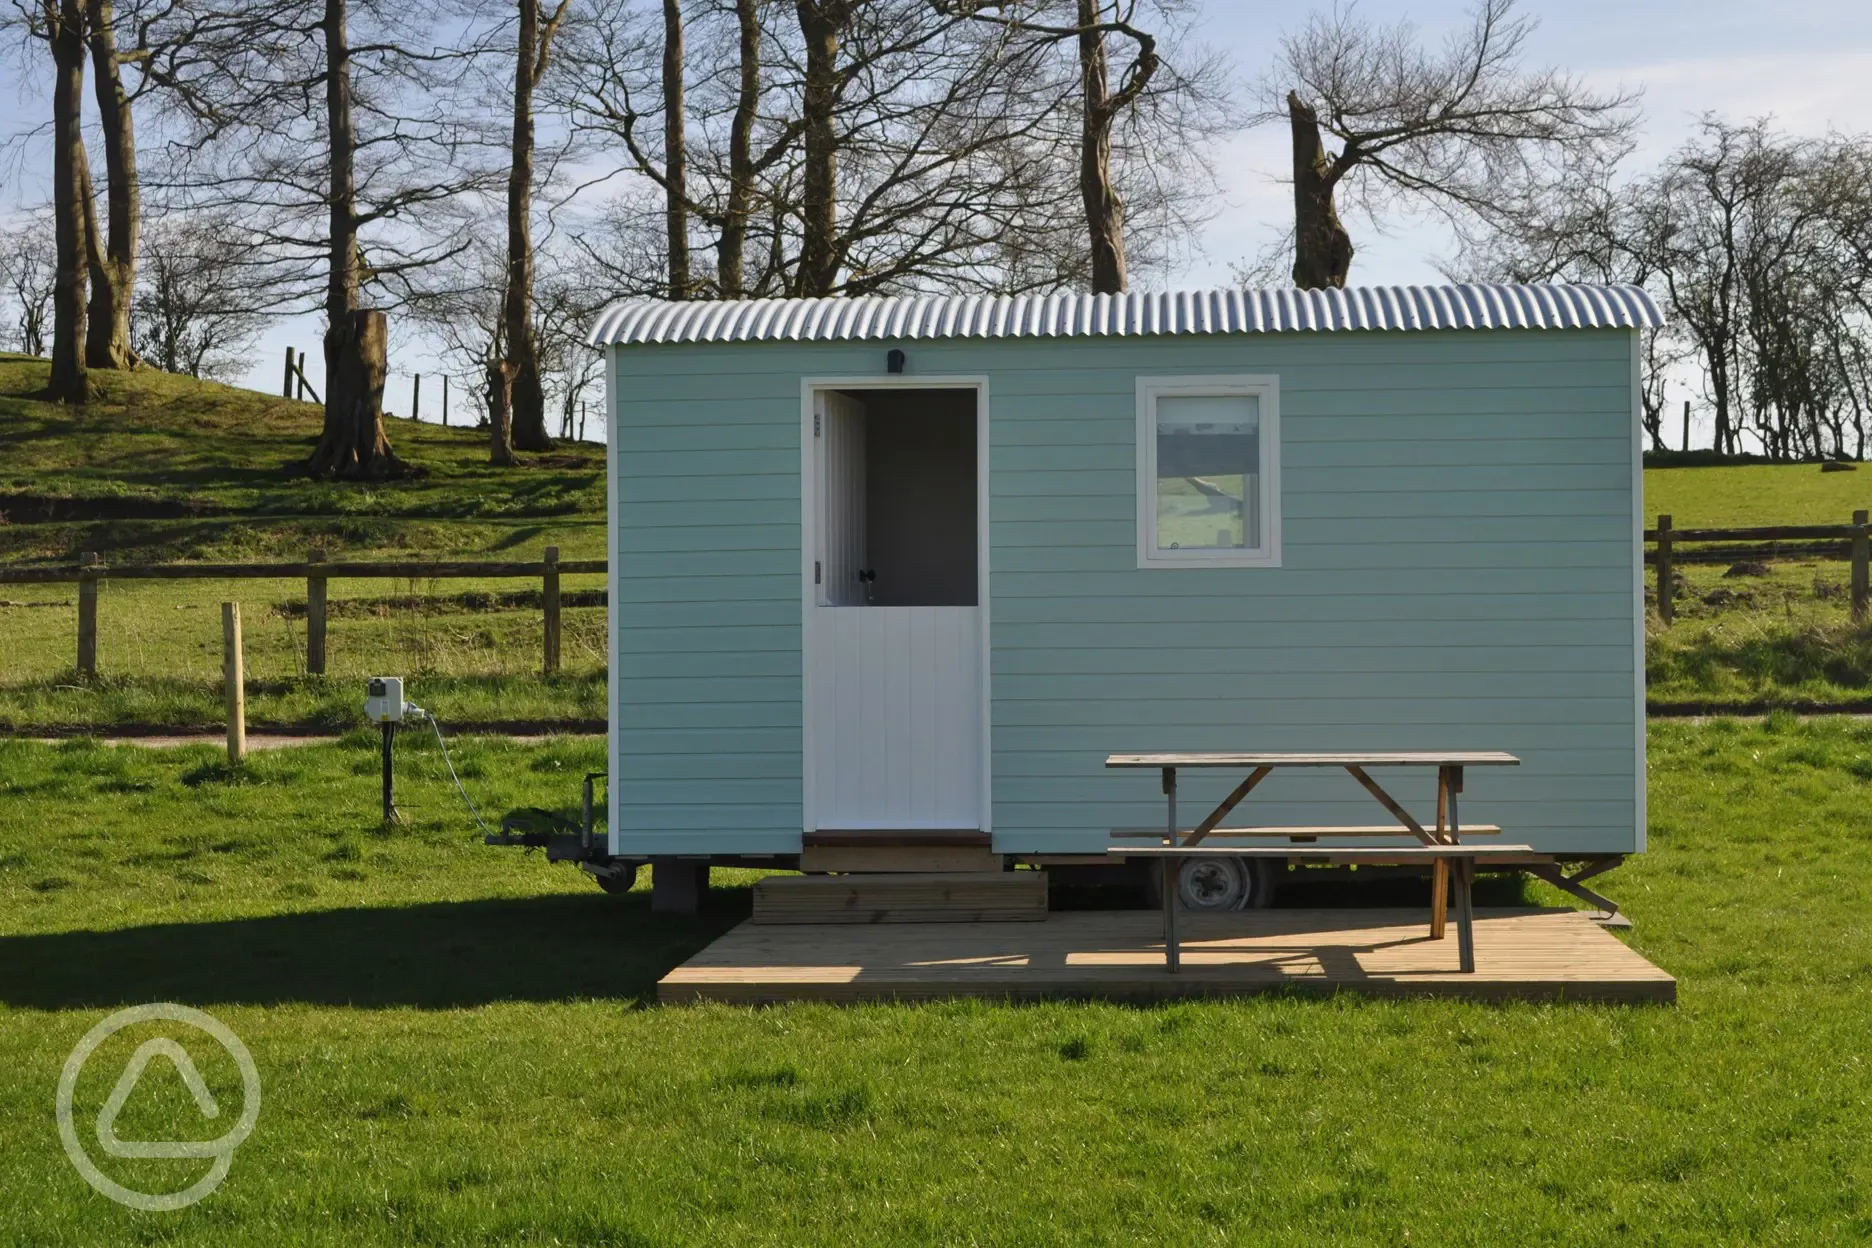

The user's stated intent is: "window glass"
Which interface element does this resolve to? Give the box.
[1154,394,1260,552]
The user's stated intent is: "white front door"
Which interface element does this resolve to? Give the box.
[807,386,984,831]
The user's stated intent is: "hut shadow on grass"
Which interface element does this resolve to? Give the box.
[0,890,749,1012]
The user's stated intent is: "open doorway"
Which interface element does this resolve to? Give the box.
[806,382,987,833]
[816,387,977,607]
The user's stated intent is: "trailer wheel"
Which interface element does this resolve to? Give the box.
[590,863,640,895]
[1139,857,1276,911]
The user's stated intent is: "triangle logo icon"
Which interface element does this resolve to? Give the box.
[95,1038,223,1160]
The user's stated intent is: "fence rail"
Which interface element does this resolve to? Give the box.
[9,511,1869,674]
[1648,511,1870,626]
[2,548,596,678]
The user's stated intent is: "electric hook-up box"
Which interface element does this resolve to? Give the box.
[364,676,418,724]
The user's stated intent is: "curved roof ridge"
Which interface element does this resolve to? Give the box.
[588,284,1664,346]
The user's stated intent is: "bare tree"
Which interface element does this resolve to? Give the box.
[562,0,1217,299]
[0,220,56,355]
[131,213,267,378]
[660,0,689,298]
[939,1,1205,295]
[43,0,89,401]
[1459,116,1872,461]
[489,0,572,463]
[82,0,139,368]
[1255,0,1638,289]
[144,0,495,477]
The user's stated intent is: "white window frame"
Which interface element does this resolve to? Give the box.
[1136,374,1281,569]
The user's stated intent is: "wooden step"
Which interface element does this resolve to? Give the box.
[800,844,1000,873]
[752,872,1047,925]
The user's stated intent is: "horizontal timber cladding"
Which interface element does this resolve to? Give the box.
[608,327,1640,857]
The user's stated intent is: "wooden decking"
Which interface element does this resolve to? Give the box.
[659,907,1675,1005]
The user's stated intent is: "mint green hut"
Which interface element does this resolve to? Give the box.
[590,285,1660,899]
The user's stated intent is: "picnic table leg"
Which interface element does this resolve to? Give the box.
[1430,767,1450,939]
[1162,767,1180,973]
[1455,857,1476,973]
[1447,770,1474,971]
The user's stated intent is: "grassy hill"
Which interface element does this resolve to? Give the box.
[5,356,1872,728]
[0,354,605,565]
[0,358,607,731]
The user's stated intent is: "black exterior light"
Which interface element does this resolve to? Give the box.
[886,348,906,374]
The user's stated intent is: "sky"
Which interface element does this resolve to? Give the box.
[4,0,1871,439]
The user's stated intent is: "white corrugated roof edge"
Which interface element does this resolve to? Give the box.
[586,284,1664,347]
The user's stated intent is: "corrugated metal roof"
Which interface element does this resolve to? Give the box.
[588,284,1663,347]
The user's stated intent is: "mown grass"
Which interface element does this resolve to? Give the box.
[1647,559,1872,707]
[3,720,1872,1244]
[1644,461,1872,528]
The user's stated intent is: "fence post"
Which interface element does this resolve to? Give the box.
[293,349,305,401]
[412,373,421,422]
[1853,510,1868,627]
[306,547,329,675]
[283,346,295,398]
[1655,514,1674,625]
[442,374,449,427]
[223,602,246,764]
[543,545,561,675]
[76,551,99,676]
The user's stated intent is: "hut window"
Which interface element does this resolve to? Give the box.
[1136,375,1281,568]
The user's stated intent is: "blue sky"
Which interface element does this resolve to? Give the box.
[3,0,1869,415]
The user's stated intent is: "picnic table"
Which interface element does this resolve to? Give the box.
[1105,752,1524,974]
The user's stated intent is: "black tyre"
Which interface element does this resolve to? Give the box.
[591,863,641,894]
[1138,856,1277,910]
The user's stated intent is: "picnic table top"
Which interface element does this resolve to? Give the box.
[1104,751,1522,769]
[1113,844,1539,859]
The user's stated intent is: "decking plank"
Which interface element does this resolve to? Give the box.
[659,908,1674,1005]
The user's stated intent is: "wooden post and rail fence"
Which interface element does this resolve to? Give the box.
[283,347,450,424]
[1646,511,1870,626]
[11,512,1872,681]
[1,547,594,679]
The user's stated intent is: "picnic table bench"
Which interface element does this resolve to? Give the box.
[1106,751,1523,974]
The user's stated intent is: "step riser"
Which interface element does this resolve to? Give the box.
[753,872,1047,925]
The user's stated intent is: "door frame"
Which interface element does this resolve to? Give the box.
[800,375,992,837]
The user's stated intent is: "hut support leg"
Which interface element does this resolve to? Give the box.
[652,860,710,914]
[1526,859,1629,927]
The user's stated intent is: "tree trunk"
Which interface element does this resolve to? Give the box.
[486,358,519,466]
[317,308,400,473]
[303,0,407,478]
[1077,0,1126,295]
[662,0,690,299]
[83,0,139,370]
[794,0,848,296]
[47,0,89,403]
[504,0,552,452]
[718,0,759,297]
[1287,91,1353,290]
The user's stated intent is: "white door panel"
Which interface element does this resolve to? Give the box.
[811,605,982,829]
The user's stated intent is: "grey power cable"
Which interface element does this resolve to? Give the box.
[422,711,495,838]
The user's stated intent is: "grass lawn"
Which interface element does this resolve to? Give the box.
[1644,461,1872,529]
[2,719,1871,1244]
[1646,560,1872,708]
